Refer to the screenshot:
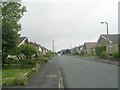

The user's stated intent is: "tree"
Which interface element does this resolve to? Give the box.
[16,44,38,59]
[2,1,26,63]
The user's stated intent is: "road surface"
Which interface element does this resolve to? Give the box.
[56,55,118,88]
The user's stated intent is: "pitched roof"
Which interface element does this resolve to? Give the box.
[29,42,40,47]
[19,37,26,44]
[84,42,97,48]
[101,34,120,44]
[18,37,28,47]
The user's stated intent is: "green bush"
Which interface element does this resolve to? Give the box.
[101,51,107,59]
[36,56,44,64]
[72,50,79,55]
[95,46,106,58]
[20,59,36,68]
[5,56,19,64]
[16,44,38,59]
[44,51,53,58]
[112,52,120,60]
[42,57,48,62]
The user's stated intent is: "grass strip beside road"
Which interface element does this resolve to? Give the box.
[2,55,52,86]
[2,68,31,86]
[3,69,31,79]
[0,70,2,86]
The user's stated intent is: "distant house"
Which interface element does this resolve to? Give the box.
[71,46,81,55]
[42,47,49,55]
[29,42,39,50]
[39,45,44,55]
[97,34,120,55]
[82,42,97,55]
[18,37,29,47]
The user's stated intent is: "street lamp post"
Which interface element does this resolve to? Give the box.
[101,22,110,62]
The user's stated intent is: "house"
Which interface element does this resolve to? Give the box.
[97,34,120,55]
[82,42,97,55]
[70,46,81,55]
[18,37,29,47]
[29,42,39,51]
[42,47,49,55]
[39,45,44,55]
[7,37,29,59]
[29,42,44,56]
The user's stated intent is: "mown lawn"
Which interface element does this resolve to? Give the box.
[3,68,31,78]
[2,68,31,86]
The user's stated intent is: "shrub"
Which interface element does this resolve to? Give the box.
[5,56,19,64]
[101,51,107,59]
[42,57,48,62]
[20,59,36,68]
[36,56,44,64]
[16,44,38,59]
[112,52,120,60]
[95,46,106,57]
[44,51,53,58]
[72,50,79,55]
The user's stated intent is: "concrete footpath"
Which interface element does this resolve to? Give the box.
[3,57,63,89]
[74,56,119,66]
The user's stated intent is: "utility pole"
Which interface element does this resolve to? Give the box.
[52,40,54,56]
[70,44,72,55]
[70,44,72,49]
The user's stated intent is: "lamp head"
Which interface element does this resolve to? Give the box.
[101,22,104,24]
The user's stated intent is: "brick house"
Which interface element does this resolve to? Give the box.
[97,34,120,55]
[82,42,97,55]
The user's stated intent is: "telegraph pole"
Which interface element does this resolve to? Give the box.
[70,44,72,49]
[52,40,54,56]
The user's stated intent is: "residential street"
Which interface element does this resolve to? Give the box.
[2,1,119,90]
[3,55,118,88]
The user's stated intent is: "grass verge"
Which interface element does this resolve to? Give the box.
[2,68,31,86]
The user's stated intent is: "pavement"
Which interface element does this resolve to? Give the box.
[74,55,119,66]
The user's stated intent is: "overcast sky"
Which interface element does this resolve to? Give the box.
[20,0,119,51]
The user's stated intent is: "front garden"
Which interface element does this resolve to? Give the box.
[2,44,53,86]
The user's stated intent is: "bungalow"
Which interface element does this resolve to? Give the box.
[18,37,29,47]
[7,37,29,60]
[97,34,120,55]
[71,46,81,55]
[29,42,49,55]
[42,47,49,55]
[29,42,39,51]
[82,42,97,55]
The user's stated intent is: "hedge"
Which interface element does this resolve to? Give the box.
[95,46,106,58]
[112,52,120,60]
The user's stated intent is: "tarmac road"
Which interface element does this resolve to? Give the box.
[56,55,118,88]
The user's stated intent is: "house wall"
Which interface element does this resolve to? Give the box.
[109,44,118,54]
[97,37,107,46]
[87,48,95,55]
[98,37,118,54]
